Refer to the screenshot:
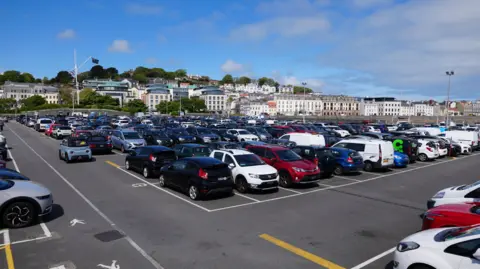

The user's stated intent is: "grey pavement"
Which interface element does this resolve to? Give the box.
[2,122,480,269]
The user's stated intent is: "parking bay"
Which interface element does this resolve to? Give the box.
[5,122,480,269]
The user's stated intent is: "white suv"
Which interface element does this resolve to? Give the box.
[417,139,439,161]
[226,129,259,142]
[53,126,72,139]
[210,149,278,193]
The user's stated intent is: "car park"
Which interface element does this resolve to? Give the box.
[245,127,272,141]
[427,181,480,209]
[332,138,394,171]
[173,143,211,158]
[444,130,479,151]
[58,137,92,163]
[125,146,176,178]
[325,125,350,137]
[328,147,364,175]
[165,128,197,144]
[211,128,239,142]
[159,157,234,200]
[34,118,54,132]
[186,127,220,143]
[111,129,146,153]
[225,129,259,141]
[245,144,321,187]
[142,130,174,147]
[210,149,278,193]
[393,151,409,168]
[291,146,336,178]
[44,123,61,137]
[384,136,419,163]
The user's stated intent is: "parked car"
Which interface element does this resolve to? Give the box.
[0,179,53,228]
[393,152,409,168]
[86,135,113,154]
[125,146,176,178]
[289,125,317,134]
[325,126,350,137]
[422,203,480,230]
[279,133,326,147]
[207,142,241,150]
[210,129,239,142]
[0,168,31,181]
[173,143,211,158]
[239,141,268,149]
[44,124,61,137]
[52,125,72,139]
[186,127,220,143]
[245,127,272,141]
[111,129,146,153]
[291,146,336,178]
[34,118,54,132]
[427,180,480,209]
[416,139,440,161]
[327,147,364,175]
[245,145,321,187]
[332,138,394,171]
[165,128,196,144]
[384,137,419,163]
[58,137,92,163]
[393,224,480,269]
[158,157,234,200]
[226,129,259,141]
[264,127,288,138]
[269,139,297,148]
[142,130,174,147]
[210,149,278,193]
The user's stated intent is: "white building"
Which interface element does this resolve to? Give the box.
[145,88,172,111]
[199,89,227,112]
[359,101,379,116]
[413,103,434,116]
[377,101,401,116]
[278,85,294,94]
[400,102,415,116]
[274,94,322,116]
[1,82,60,104]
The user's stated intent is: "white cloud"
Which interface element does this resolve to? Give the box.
[229,16,329,42]
[221,60,244,73]
[108,40,132,53]
[272,71,324,91]
[57,29,75,39]
[145,57,157,64]
[125,3,162,15]
[351,0,394,9]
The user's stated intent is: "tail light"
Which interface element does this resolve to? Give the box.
[107,143,112,148]
[107,136,111,140]
[149,154,157,162]
[426,147,432,152]
[347,157,354,163]
[472,141,475,146]
[313,158,319,166]
[89,144,96,148]
[198,168,208,179]
[378,145,382,163]
[70,151,74,154]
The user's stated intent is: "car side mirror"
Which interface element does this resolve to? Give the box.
[472,248,480,260]
[271,157,277,163]
[228,163,235,169]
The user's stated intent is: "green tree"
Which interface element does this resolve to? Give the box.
[0,74,5,85]
[156,101,179,114]
[133,73,148,84]
[42,77,49,84]
[106,67,119,78]
[237,76,251,85]
[174,69,187,78]
[119,71,131,78]
[59,87,73,104]
[258,77,277,87]
[123,99,147,114]
[293,86,313,94]
[18,73,35,83]
[21,95,46,109]
[35,78,42,83]
[0,98,16,112]
[221,74,234,85]
[2,70,21,82]
[79,88,97,105]
[89,65,107,79]
[55,71,73,84]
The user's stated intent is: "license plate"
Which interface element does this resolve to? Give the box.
[219,177,227,181]
[78,156,82,160]
[383,159,389,163]
[99,145,104,147]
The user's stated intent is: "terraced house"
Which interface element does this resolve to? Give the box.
[1,81,60,104]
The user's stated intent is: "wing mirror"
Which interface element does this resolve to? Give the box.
[228,163,235,169]
[472,248,480,260]
[271,157,277,163]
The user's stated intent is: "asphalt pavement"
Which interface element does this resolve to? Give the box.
[2,121,480,269]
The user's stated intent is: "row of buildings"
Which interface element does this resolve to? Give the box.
[2,80,480,117]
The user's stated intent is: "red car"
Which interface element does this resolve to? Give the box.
[245,144,321,188]
[71,130,93,139]
[289,125,317,134]
[45,124,61,137]
[422,203,480,230]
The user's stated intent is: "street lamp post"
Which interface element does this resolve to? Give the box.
[302,82,307,123]
[445,71,454,127]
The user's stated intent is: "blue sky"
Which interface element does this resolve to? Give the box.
[1,0,479,100]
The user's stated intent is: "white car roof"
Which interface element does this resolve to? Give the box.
[337,138,387,144]
[286,132,314,136]
[213,149,253,156]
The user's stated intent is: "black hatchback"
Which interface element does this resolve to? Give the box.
[159,157,234,200]
[125,146,176,178]
[291,146,337,178]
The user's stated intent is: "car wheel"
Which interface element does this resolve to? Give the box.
[189,185,200,200]
[121,145,125,153]
[125,160,130,170]
[64,153,70,163]
[364,161,373,172]
[158,175,166,187]
[409,265,434,269]
[143,166,150,178]
[58,135,62,140]
[2,201,36,228]
[58,150,62,160]
[333,165,344,175]
[279,172,292,188]
[236,177,249,193]
[418,153,428,162]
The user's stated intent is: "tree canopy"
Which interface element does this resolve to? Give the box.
[0,70,37,84]
[21,95,46,109]
[55,71,73,84]
[122,99,147,115]
[236,76,251,85]
[220,74,234,85]
[293,86,313,94]
[155,97,206,114]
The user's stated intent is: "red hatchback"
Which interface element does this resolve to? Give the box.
[45,124,61,137]
[246,144,321,187]
[289,125,317,135]
[422,203,480,230]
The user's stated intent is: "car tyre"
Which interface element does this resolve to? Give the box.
[236,176,249,193]
[143,166,150,178]
[410,265,434,269]
[64,153,70,163]
[58,150,63,160]
[158,175,166,187]
[364,161,373,172]
[279,172,292,188]
[2,201,36,229]
[125,160,130,170]
[333,165,344,175]
[418,153,428,162]
[121,145,125,153]
[188,185,200,200]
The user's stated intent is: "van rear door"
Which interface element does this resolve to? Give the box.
[380,141,394,166]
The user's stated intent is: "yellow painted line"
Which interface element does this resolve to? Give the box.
[0,246,5,250]
[105,160,120,168]
[5,244,14,269]
[259,234,345,269]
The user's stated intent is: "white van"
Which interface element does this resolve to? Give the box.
[411,127,442,136]
[35,118,54,132]
[444,130,479,150]
[279,133,326,147]
[332,138,394,171]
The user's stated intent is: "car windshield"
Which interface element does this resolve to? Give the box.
[123,132,141,139]
[292,126,306,131]
[256,128,269,134]
[235,154,265,167]
[89,136,107,142]
[68,139,88,147]
[0,180,14,190]
[193,147,210,153]
[238,130,251,135]
[443,226,480,241]
[40,120,53,124]
[224,143,240,149]
[197,128,211,134]
[276,150,303,161]
[457,181,480,190]
[58,126,71,130]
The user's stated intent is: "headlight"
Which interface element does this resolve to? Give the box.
[248,173,260,178]
[432,192,445,198]
[396,242,420,252]
[292,167,306,173]
[170,139,173,143]
[179,137,185,141]
[36,194,51,200]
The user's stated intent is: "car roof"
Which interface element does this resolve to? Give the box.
[143,145,174,151]
[251,144,287,150]
[181,143,207,147]
[213,149,253,155]
[119,129,137,132]
[183,157,222,166]
[337,138,380,144]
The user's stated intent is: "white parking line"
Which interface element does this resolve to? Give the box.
[333,175,360,182]
[351,247,396,269]
[6,144,20,172]
[7,124,165,269]
[40,222,52,237]
[234,192,260,202]
[361,171,384,175]
[279,187,301,194]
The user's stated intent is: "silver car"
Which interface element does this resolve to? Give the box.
[0,179,53,228]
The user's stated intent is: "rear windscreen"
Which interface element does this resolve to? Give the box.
[154,151,176,159]
[349,151,362,158]
[194,147,211,153]
[90,136,107,142]
[58,126,71,130]
[68,139,88,147]
[40,120,53,124]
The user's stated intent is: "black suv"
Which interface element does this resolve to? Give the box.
[125,146,176,178]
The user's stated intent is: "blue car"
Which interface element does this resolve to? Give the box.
[394,151,409,168]
[328,147,364,175]
[0,168,30,180]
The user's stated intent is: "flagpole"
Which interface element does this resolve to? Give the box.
[73,49,76,113]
